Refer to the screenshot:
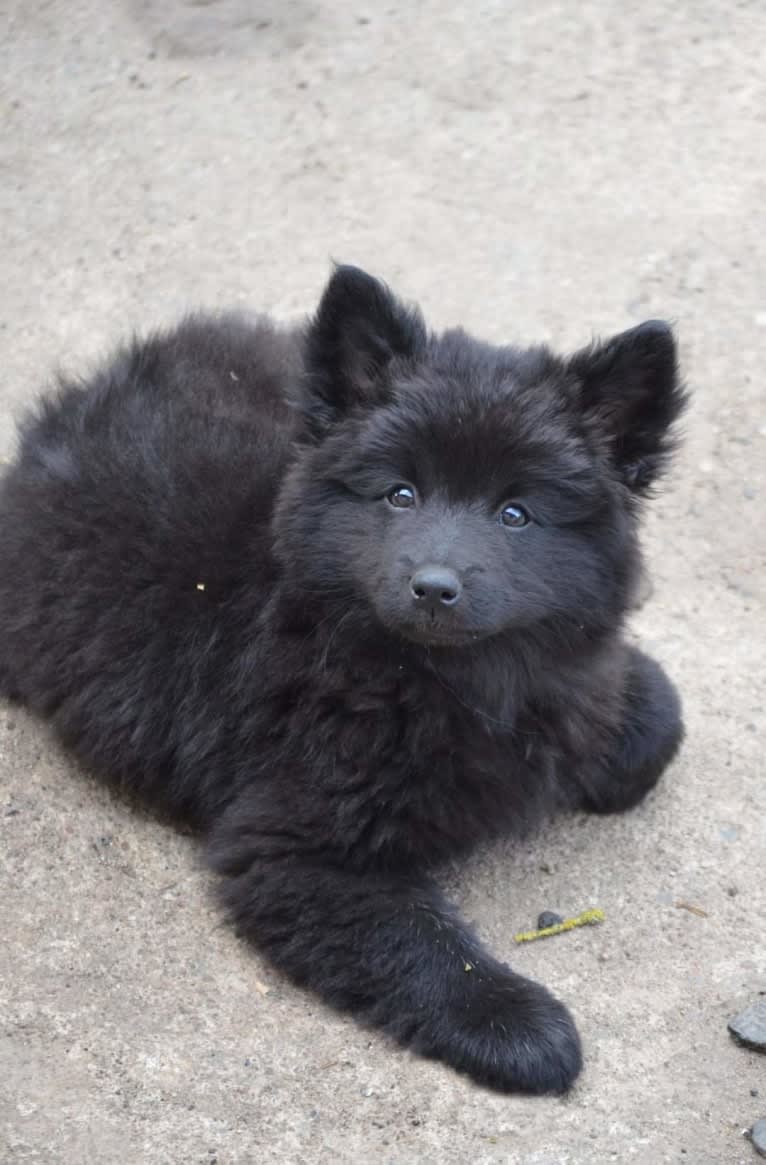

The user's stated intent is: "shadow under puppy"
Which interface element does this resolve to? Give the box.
[0,266,686,1093]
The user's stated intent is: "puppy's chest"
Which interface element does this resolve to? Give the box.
[322,674,559,864]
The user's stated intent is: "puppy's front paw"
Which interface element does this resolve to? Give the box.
[416,971,582,1094]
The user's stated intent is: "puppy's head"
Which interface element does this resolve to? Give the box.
[274,266,685,648]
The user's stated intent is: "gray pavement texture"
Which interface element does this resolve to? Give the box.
[1,2,765,1162]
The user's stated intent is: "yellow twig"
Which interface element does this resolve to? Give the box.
[675,901,708,918]
[514,908,605,944]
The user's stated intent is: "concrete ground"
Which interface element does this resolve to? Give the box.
[1,1,764,1161]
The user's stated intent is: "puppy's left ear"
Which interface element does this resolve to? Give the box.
[569,320,686,494]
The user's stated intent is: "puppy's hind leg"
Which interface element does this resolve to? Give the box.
[577,647,683,814]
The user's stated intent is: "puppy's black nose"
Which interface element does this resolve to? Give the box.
[410,565,462,606]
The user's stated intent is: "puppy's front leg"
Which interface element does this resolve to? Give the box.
[208,792,582,1094]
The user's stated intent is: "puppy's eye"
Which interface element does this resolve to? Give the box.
[387,484,416,509]
[500,502,529,528]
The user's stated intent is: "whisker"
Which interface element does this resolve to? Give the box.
[425,652,539,737]
[317,608,357,674]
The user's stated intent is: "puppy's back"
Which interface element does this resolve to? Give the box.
[0,314,298,816]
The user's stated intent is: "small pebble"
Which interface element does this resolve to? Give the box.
[751,1118,766,1157]
[729,1000,766,1052]
[537,911,564,930]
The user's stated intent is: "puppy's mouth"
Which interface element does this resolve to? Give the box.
[391,620,485,649]
[373,590,492,648]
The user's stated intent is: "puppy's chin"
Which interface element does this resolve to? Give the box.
[375,611,491,649]
[405,629,476,648]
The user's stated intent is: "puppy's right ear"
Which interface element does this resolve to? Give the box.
[300,265,426,437]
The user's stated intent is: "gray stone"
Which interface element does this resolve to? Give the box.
[537,911,564,930]
[751,1119,766,1157]
[729,999,766,1051]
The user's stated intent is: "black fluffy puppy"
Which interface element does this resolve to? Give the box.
[0,267,685,1094]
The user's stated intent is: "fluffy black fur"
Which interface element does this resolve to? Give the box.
[0,267,686,1094]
